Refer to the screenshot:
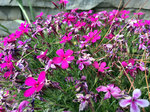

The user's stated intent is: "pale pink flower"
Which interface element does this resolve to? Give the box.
[76,93,91,112]
[119,89,149,112]
[96,84,121,100]
[76,58,91,70]
[24,71,46,97]
[18,100,29,112]
[53,49,74,69]
[45,59,56,71]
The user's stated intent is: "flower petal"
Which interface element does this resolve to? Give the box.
[107,84,114,89]
[104,67,109,70]
[36,84,44,92]
[65,49,73,57]
[43,49,48,55]
[128,59,135,65]
[24,87,36,97]
[130,101,140,112]
[119,98,131,107]
[100,62,106,68]
[121,61,128,67]
[93,61,99,69]
[79,63,84,70]
[56,49,64,57]
[104,92,111,100]
[96,86,108,92]
[53,57,63,64]
[132,89,141,99]
[98,68,104,72]
[66,56,74,61]
[25,77,36,86]
[37,71,46,83]
[61,60,69,69]
[136,99,149,107]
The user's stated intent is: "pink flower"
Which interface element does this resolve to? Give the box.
[119,89,149,112]
[2,34,17,46]
[83,30,101,43]
[121,59,137,78]
[4,71,13,79]
[0,54,13,70]
[18,22,29,34]
[58,0,69,5]
[93,61,109,72]
[53,49,74,69]
[62,13,76,26]
[60,32,72,44]
[134,12,144,16]
[74,21,86,30]
[18,100,29,112]
[24,71,46,97]
[96,84,121,100]
[36,49,48,60]
[105,33,114,39]
[0,53,3,61]
[36,12,44,18]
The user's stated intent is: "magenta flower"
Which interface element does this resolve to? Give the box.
[96,84,121,100]
[134,12,144,16]
[58,0,69,5]
[18,22,29,34]
[74,21,86,31]
[4,71,13,79]
[24,71,46,97]
[0,53,3,61]
[36,49,48,60]
[83,30,101,43]
[93,61,109,72]
[36,12,44,18]
[0,54,14,70]
[60,32,72,44]
[2,34,17,46]
[53,49,74,69]
[121,59,137,78]
[119,89,149,112]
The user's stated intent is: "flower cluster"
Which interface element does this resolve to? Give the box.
[0,2,149,111]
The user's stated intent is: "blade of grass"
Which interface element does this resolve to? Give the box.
[0,24,11,34]
[16,0,31,24]
[28,0,35,22]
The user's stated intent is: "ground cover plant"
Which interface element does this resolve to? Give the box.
[0,0,150,112]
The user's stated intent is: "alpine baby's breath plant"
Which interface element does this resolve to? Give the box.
[0,0,150,112]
